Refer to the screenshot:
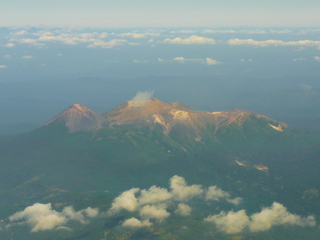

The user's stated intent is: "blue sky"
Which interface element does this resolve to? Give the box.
[1,0,320,27]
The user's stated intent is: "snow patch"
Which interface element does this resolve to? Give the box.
[268,123,283,132]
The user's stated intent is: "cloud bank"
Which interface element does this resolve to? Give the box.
[108,175,244,229]
[8,203,99,232]
[205,202,316,234]
[8,176,316,234]
[170,175,204,201]
[163,35,215,44]
[158,57,221,65]
[228,38,320,48]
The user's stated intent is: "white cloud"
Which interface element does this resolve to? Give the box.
[293,58,307,61]
[227,38,320,48]
[249,202,316,232]
[138,186,172,205]
[140,204,170,222]
[10,38,44,47]
[205,210,250,234]
[172,57,203,63]
[62,206,99,224]
[9,203,66,232]
[8,30,128,49]
[175,203,192,216]
[240,58,253,62]
[122,217,152,228]
[314,56,320,62]
[163,35,215,45]
[206,186,230,201]
[170,175,204,201]
[12,30,28,35]
[206,186,242,205]
[173,57,188,63]
[0,65,8,69]
[159,57,220,65]
[87,39,127,49]
[22,55,34,59]
[205,58,221,65]
[98,32,108,39]
[108,188,140,214]
[8,203,99,232]
[205,202,316,234]
[119,33,146,38]
[3,43,15,48]
[118,32,160,39]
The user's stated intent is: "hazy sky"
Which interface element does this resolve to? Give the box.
[1,0,320,27]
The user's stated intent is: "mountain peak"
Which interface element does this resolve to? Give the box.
[44,104,107,132]
[104,99,288,137]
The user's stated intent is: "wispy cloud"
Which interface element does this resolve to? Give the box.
[227,38,320,48]
[87,39,128,49]
[3,43,15,48]
[21,55,34,59]
[118,32,160,39]
[293,58,307,61]
[11,30,28,36]
[205,58,221,65]
[9,30,129,49]
[163,35,215,44]
[314,56,320,62]
[203,29,267,34]
[0,65,8,69]
[158,57,221,65]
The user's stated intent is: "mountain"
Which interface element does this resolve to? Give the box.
[44,104,107,132]
[0,98,320,240]
[104,98,288,148]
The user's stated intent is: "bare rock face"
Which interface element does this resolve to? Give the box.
[43,99,287,136]
[44,104,107,132]
[104,98,288,136]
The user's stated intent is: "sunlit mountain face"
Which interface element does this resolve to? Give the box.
[0,95,320,239]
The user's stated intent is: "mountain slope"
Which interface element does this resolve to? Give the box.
[104,98,288,140]
[44,104,107,132]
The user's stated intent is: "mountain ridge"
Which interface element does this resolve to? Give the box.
[44,98,288,138]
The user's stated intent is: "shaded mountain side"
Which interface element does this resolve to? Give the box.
[44,104,107,132]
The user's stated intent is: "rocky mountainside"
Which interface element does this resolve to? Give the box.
[44,104,107,132]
